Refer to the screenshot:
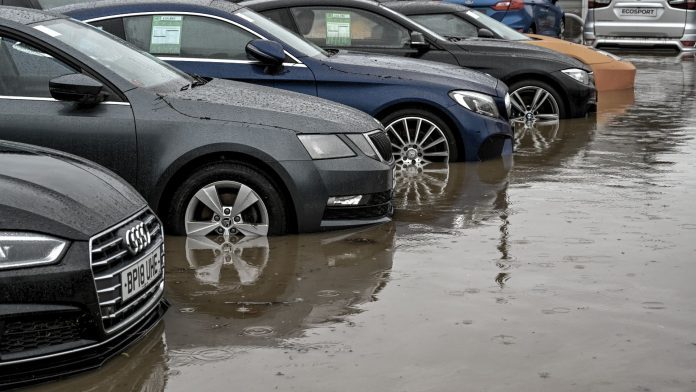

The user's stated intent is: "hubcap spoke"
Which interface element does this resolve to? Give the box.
[386,126,408,148]
[194,185,223,216]
[402,118,411,144]
[235,223,269,237]
[230,184,259,217]
[185,221,219,237]
[510,92,526,113]
[532,91,550,112]
[185,235,221,250]
[422,137,446,151]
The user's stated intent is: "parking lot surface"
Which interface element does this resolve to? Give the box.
[28,55,696,392]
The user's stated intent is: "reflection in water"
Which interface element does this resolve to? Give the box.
[162,224,395,356]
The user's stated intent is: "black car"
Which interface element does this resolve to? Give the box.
[0,141,167,388]
[0,7,394,237]
[242,0,597,121]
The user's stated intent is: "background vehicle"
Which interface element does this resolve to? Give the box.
[584,0,696,52]
[57,0,514,164]
[242,0,596,125]
[384,1,636,91]
[0,7,394,237]
[0,141,166,388]
[444,0,565,37]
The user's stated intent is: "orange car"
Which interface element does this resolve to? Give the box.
[525,34,636,92]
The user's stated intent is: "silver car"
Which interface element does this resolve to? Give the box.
[584,0,696,52]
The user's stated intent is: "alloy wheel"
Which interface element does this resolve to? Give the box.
[184,180,269,238]
[509,86,560,129]
[385,117,450,167]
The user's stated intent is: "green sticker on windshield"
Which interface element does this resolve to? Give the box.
[150,15,183,54]
[326,12,351,46]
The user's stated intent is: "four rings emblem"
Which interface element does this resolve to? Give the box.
[119,221,151,256]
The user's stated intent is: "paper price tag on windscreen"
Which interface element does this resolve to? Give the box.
[150,15,183,54]
[326,12,351,46]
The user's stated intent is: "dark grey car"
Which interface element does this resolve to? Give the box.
[0,7,394,237]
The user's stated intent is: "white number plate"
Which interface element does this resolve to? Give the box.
[620,8,657,17]
[121,247,162,302]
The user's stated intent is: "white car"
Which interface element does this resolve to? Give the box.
[584,0,696,52]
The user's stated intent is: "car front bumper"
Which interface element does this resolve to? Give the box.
[584,19,696,52]
[278,155,395,233]
[445,104,514,161]
[551,71,598,118]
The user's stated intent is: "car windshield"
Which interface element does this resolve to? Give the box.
[34,18,193,93]
[409,11,530,41]
[235,9,328,58]
[378,4,448,41]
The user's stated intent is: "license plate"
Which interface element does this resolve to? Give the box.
[619,8,657,17]
[121,247,162,302]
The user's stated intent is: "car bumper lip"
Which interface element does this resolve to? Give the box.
[0,297,168,389]
[587,37,696,52]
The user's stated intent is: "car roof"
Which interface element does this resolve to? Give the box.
[240,0,384,11]
[51,0,241,15]
[0,5,65,25]
[381,1,471,15]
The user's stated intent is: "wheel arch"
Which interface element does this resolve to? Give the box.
[153,144,299,234]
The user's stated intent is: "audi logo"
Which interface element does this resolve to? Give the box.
[120,221,152,255]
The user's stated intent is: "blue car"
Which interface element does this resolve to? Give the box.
[57,0,513,164]
[445,0,564,37]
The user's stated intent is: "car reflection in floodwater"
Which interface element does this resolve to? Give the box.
[162,224,396,362]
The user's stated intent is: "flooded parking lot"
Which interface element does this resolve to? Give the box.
[30,55,696,392]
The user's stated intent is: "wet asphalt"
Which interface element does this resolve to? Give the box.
[29,54,696,392]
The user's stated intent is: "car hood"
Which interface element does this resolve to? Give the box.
[524,34,632,67]
[452,38,590,71]
[161,78,381,134]
[322,51,504,97]
[0,142,146,241]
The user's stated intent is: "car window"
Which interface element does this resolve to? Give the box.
[289,7,409,49]
[409,13,479,39]
[121,14,258,60]
[0,36,75,98]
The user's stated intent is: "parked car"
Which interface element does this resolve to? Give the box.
[443,0,565,37]
[0,6,395,237]
[584,0,696,52]
[0,140,166,388]
[384,1,636,91]
[241,0,596,123]
[52,0,514,165]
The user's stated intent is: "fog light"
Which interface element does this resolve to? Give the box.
[680,40,696,48]
[585,39,595,46]
[327,195,363,206]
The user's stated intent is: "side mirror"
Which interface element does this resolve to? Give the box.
[409,31,429,49]
[477,28,495,39]
[246,39,285,69]
[49,73,108,105]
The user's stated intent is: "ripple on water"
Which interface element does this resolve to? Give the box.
[241,326,276,337]
[642,301,666,310]
[317,290,341,297]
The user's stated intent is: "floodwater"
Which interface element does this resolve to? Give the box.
[30,55,696,391]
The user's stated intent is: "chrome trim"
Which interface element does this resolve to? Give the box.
[0,281,164,367]
[97,282,121,294]
[366,129,395,164]
[0,95,131,105]
[91,249,128,268]
[91,237,121,253]
[593,37,696,51]
[92,244,162,281]
[159,56,307,67]
[84,11,305,64]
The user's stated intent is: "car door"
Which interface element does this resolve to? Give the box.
[0,33,138,183]
[91,14,316,94]
[263,6,456,63]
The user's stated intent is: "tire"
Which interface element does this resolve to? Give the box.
[381,108,460,165]
[508,79,566,121]
[166,162,287,237]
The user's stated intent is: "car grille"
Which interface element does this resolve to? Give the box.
[0,312,91,356]
[89,209,164,334]
[369,131,394,162]
[323,190,393,221]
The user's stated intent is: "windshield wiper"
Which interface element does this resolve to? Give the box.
[325,48,340,57]
[445,35,464,42]
[190,74,209,87]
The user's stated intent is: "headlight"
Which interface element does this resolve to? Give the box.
[298,134,355,160]
[561,68,590,85]
[449,90,500,118]
[0,232,67,270]
[347,133,379,160]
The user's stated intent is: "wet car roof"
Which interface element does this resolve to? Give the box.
[0,6,64,25]
[382,1,471,14]
[51,0,242,14]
